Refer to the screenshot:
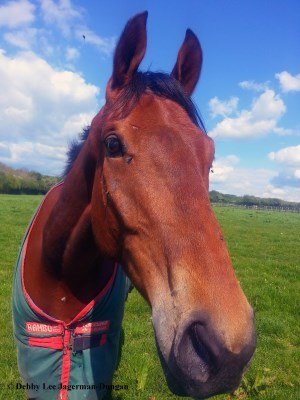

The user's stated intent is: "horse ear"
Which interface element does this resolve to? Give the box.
[111,11,148,89]
[171,29,203,95]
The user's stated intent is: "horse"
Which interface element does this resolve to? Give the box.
[12,11,256,400]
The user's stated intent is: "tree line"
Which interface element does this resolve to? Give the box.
[0,163,59,195]
[209,190,300,211]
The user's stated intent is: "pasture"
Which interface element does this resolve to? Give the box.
[0,195,299,400]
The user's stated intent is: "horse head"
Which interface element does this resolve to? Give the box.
[69,12,256,399]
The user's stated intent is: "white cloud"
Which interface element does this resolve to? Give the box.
[0,0,35,28]
[262,185,288,199]
[39,0,115,55]
[209,153,300,201]
[0,49,100,174]
[39,0,82,37]
[268,145,300,190]
[251,89,285,119]
[210,162,277,196]
[209,97,239,118]
[276,71,300,92]
[263,186,286,197]
[0,141,66,174]
[0,143,11,157]
[65,46,80,61]
[263,186,300,202]
[4,28,37,49]
[268,145,300,166]
[210,160,300,202]
[270,169,300,189]
[273,127,300,136]
[209,90,286,139]
[239,80,269,92]
[210,155,239,183]
[39,35,54,57]
[4,28,56,57]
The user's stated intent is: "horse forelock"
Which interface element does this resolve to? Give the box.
[63,71,206,177]
[108,71,205,129]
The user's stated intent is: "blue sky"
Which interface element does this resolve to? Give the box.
[0,0,299,200]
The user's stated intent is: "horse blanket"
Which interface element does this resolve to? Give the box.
[12,191,127,400]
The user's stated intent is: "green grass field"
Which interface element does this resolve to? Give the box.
[0,195,299,400]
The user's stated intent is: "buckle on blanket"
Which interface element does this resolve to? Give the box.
[71,334,107,352]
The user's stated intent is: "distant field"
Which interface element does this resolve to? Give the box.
[0,195,299,400]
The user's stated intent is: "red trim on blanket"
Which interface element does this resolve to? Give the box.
[28,336,64,350]
[59,329,72,400]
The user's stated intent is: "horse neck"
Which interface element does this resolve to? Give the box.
[42,140,99,279]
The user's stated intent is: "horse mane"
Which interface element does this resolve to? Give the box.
[64,71,206,177]
[64,127,90,177]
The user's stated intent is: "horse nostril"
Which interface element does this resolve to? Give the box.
[169,317,256,398]
[189,322,222,374]
[174,321,219,383]
[190,324,212,366]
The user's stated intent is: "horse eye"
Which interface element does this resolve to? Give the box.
[104,135,123,157]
